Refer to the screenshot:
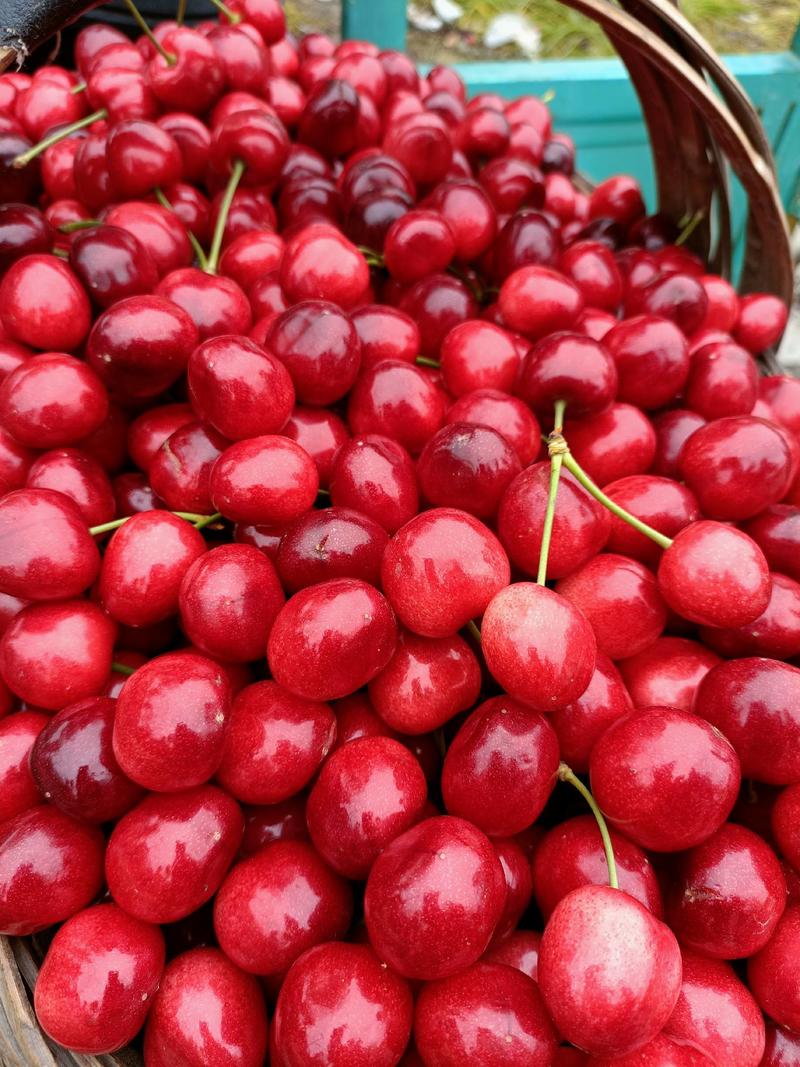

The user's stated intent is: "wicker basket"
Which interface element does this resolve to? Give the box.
[0,0,794,1064]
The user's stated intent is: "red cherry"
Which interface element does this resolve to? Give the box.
[348,359,446,455]
[369,628,481,734]
[564,403,656,486]
[482,582,597,711]
[219,228,284,288]
[499,265,583,339]
[734,292,789,353]
[603,315,690,409]
[631,272,708,335]
[657,521,770,628]
[211,435,319,524]
[587,1035,715,1065]
[34,903,164,1055]
[105,200,193,276]
[748,906,800,1032]
[617,636,719,713]
[652,408,706,478]
[398,272,478,359]
[113,650,232,792]
[549,653,633,772]
[240,795,309,857]
[0,203,55,271]
[417,422,522,519]
[268,578,396,701]
[0,805,104,934]
[560,241,623,311]
[773,783,800,872]
[149,421,229,514]
[70,222,160,310]
[414,962,557,1067]
[0,352,108,448]
[383,111,453,185]
[267,299,362,405]
[685,340,758,419]
[214,839,353,975]
[106,118,182,199]
[491,209,560,282]
[699,572,800,660]
[590,706,740,851]
[538,885,682,1058]
[127,402,192,471]
[602,475,700,567]
[381,508,510,638]
[483,929,541,981]
[329,434,419,533]
[441,695,559,836]
[492,836,535,939]
[440,319,521,396]
[588,174,645,226]
[216,679,335,804]
[276,506,387,592]
[106,784,243,923]
[306,735,427,878]
[147,27,225,114]
[0,710,47,823]
[157,267,253,341]
[280,223,369,308]
[144,947,267,1067]
[479,155,544,214]
[761,1024,800,1067]
[384,209,455,284]
[351,303,419,370]
[364,815,506,980]
[282,407,350,489]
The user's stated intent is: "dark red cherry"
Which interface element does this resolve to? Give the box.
[0,203,54,272]
[773,783,800,877]
[384,209,455,283]
[351,303,419,370]
[276,506,388,592]
[652,408,706,478]
[149,421,229,514]
[0,711,47,823]
[518,331,618,419]
[104,201,192,277]
[383,112,453,186]
[298,78,360,158]
[210,435,319,524]
[491,210,560,282]
[417,422,522,519]
[699,572,800,660]
[549,653,632,772]
[106,118,182,198]
[604,315,690,409]
[212,108,290,186]
[447,388,542,465]
[68,224,158,309]
[560,241,623,311]
[602,475,700,567]
[398,272,478,359]
[631,272,708,335]
[0,425,34,496]
[282,406,349,489]
[479,156,544,214]
[617,636,719,713]
[267,299,361,405]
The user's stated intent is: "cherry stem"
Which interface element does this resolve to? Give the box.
[207,0,242,22]
[176,0,187,24]
[356,245,383,268]
[51,247,69,260]
[58,218,101,233]
[12,109,107,168]
[558,762,619,890]
[415,356,440,369]
[70,82,87,94]
[88,511,218,536]
[124,0,177,64]
[111,661,136,676]
[536,399,567,586]
[154,188,209,270]
[560,449,673,551]
[466,619,482,643]
[316,487,331,497]
[675,210,705,247]
[205,159,245,274]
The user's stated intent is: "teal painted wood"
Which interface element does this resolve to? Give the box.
[341,0,406,50]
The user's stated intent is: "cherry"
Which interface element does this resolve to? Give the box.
[364,815,506,980]
[492,836,534,939]
[214,839,352,975]
[685,340,758,419]
[417,422,521,519]
[491,209,560,281]
[589,175,645,226]
[147,27,225,113]
[306,735,427,879]
[219,228,284,289]
[760,374,800,435]
[479,156,544,214]
[0,711,47,823]
[1,598,115,711]
[772,783,800,872]
[665,951,765,1067]
[211,435,319,524]
[446,388,541,465]
[383,209,454,284]
[0,338,31,381]
[0,805,104,934]
[127,403,193,471]
[277,507,385,592]
[240,795,310,857]
[383,111,453,185]
[398,272,479,359]
[216,679,335,804]
[297,77,360,158]
[651,408,706,478]
[587,1036,714,1065]
[381,508,510,638]
[0,352,108,449]
[734,292,789,353]
[657,521,771,629]
[105,200,192,276]
[144,947,267,1067]
[516,332,618,419]
[113,650,231,792]
[157,268,253,341]
[590,706,740,851]
[106,784,243,924]
[0,203,54,271]
[440,320,520,396]
[351,303,419,370]
[666,822,785,958]
[601,475,699,568]
[440,695,558,835]
[414,962,557,1067]
[564,403,656,486]
[368,628,481,734]
[748,906,800,1032]
[273,942,412,1067]
[538,885,682,1058]
[267,299,362,405]
[348,359,446,455]
[499,265,583,339]
[280,223,369,308]
[699,572,800,659]
[26,448,110,527]
[694,658,800,785]
[761,1024,800,1067]
[150,421,229,514]
[560,241,623,311]
[617,636,719,712]
[533,815,662,920]
[34,903,164,1056]
[549,653,632,772]
[603,315,690,409]
[629,272,708,335]
[483,929,541,981]
[482,582,596,711]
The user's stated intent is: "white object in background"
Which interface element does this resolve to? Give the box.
[484,12,542,57]
[432,0,464,24]
[409,3,444,32]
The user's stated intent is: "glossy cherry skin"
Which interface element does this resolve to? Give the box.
[666,822,785,958]
[603,315,689,410]
[127,403,193,471]
[482,582,596,712]
[563,403,656,486]
[0,352,108,449]
[34,903,165,1056]
[188,334,295,440]
[617,637,719,713]
[266,299,361,406]
[0,255,91,351]
[179,544,285,662]
[330,434,419,534]
[666,951,765,1067]
[439,320,521,396]
[498,462,610,580]
[517,332,617,418]
[268,578,397,701]
[280,224,370,309]
[30,697,142,822]
[306,736,427,879]
[539,885,681,1058]
[240,794,309,858]
[364,816,506,980]
[149,421,229,514]
[590,707,740,851]
[694,658,800,785]
[735,293,789,353]
[282,407,349,490]
[368,629,481,734]
[1,599,115,711]
[144,947,267,1067]
[533,815,662,920]
[657,522,771,629]
[417,422,522,520]
[602,475,700,568]
[748,906,800,1032]
[348,360,446,456]
[351,303,419,370]
[381,508,510,638]
[489,835,534,939]
[773,783,800,871]
[0,203,54,273]
[483,929,542,981]
[216,680,335,805]
[104,201,192,277]
[99,511,206,627]
[106,785,243,924]
[499,265,583,339]
[441,696,558,836]
[398,273,479,360]
[652,408,706,479]
[699,572,800,660]
[761,1024,800,1067]
[685,340,758,420]
[384,209,455,283]
[276,506,388,592]
[86,294,199,400]
[759,374,800,435]
[0,424,34,497]
[113,651,231,792]
[273,942,412,1067]
[414,962,557,1067]
[26,448,114,528]
[549,653,632,772]
[214,839,352,976]
[210,435,319,525]
[560,241,623,311]
[587,1035,715,1066]
[556,554,667,661]
[0,711,47,823]
[157,268,252,342]
[0,806,104,934]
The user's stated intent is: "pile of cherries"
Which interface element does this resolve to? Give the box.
[0,2,798,1064]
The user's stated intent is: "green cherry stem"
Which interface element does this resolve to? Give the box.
[205,159,246,275]
[124,0,176,64]
[12,109,107,168]
[176,0,187,24]
[560,449,673,551]
[415,356,440,369]
[207,0,242,22]
[58,218,101,233]
[111,661,137,676]
[154,188,209,270]
[70,82,87,94]
[88,511,218,536]
[558,762,619,890]
[536,399,567,586]
[193,511,222,530]
[466,619,482,643]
